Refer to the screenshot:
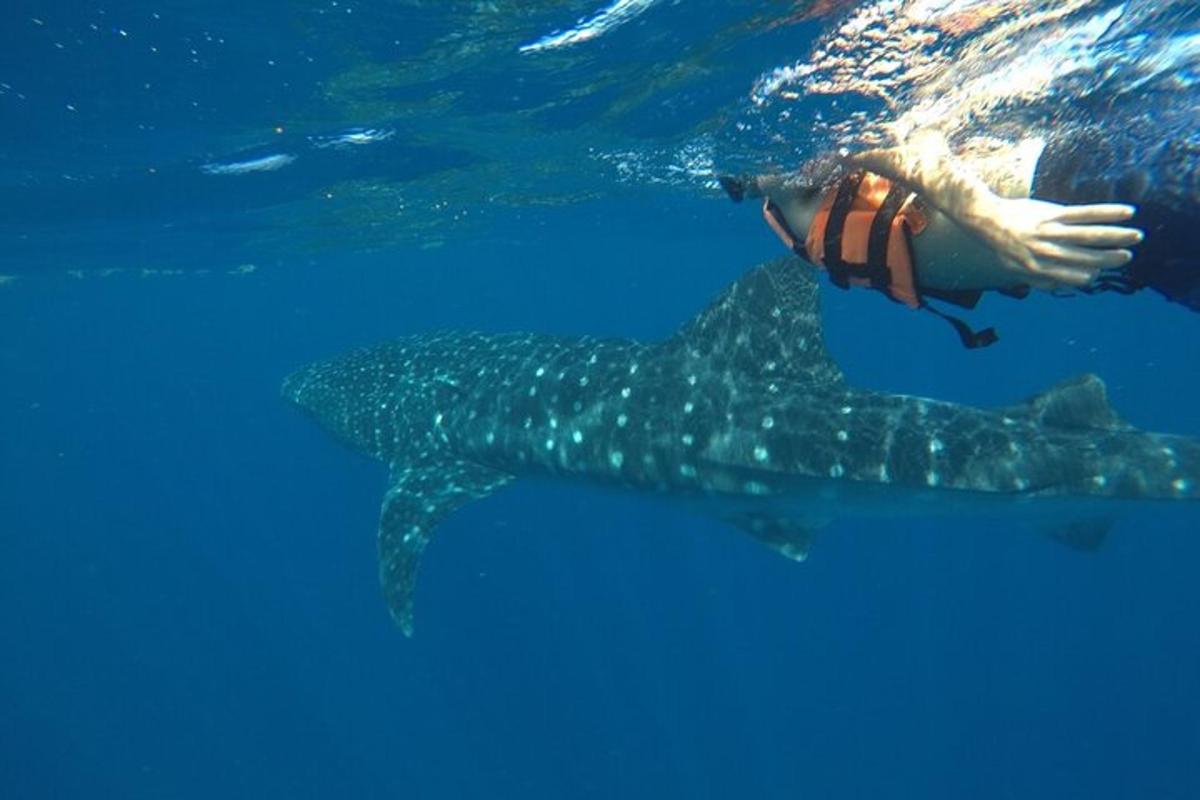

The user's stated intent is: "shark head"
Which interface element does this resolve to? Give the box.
[285,258,1199,635]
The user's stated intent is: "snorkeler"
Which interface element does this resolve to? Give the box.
[722,129,1196,347]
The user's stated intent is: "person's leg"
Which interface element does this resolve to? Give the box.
[1034,128,1200,311]
[1127,201,1200,311]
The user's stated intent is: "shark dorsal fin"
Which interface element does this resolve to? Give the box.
[1022,374,1130,432]
[667,257,844,386]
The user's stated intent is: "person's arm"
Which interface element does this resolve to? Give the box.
[845,130,1143,288]
[719,173,791,202]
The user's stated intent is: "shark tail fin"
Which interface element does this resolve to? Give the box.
[378,459,514,636]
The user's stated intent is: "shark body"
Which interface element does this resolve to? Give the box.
[284,258,1199,634]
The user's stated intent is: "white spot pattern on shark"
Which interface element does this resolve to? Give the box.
[284,258,1200,636]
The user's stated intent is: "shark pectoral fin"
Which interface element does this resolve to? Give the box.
[378,460,514,636]
[726,513,822,563]
[1040,517,1115,552]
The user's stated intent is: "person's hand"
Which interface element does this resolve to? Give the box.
[979,196,1144,287]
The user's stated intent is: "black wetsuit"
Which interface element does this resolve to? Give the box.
[1034,128,1200,312]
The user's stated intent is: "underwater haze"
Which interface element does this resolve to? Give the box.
[2,2,1199,798]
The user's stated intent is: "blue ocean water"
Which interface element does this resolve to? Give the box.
[2,2,1198,798]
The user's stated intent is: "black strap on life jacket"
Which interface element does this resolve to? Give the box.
[922,286,985,309]
[895,225,999,349]
[922,303,1000,349]
[866,183,910,273]
[823,172,891,291]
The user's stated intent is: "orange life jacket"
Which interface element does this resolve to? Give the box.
[762,170,1003,349]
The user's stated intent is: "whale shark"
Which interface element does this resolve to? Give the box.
[283,257,1199,635]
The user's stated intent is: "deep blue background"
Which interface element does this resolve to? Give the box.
[2,200,1198,799]
[2,0,1199,797]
